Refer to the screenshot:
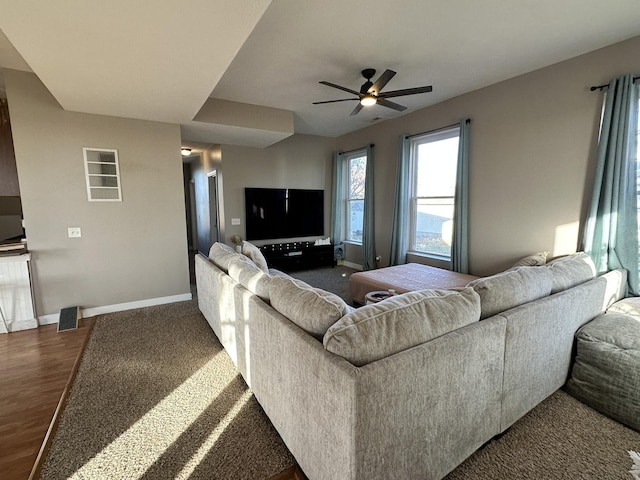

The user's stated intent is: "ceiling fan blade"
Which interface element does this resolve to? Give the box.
[378,85,433,98]
[313,98,359,105]
[369,69,396,95]
[319,81,360,97]
[350,103,364,116]
[376,98,407,112]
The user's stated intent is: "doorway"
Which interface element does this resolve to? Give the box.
[207,170,219,247]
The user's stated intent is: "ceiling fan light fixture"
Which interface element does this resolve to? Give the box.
[360,94,377,107]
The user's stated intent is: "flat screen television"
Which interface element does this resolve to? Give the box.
[245,187,324,241]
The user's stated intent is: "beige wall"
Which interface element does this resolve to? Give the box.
[4,70,191,316]
[220,134,336,246]
[336,35,640,276]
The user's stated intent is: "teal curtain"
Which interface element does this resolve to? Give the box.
[389,135,411,265]
[582,74,639,295]
[452,118,471,273]
[362,144,376,270]
[330,152,343,246]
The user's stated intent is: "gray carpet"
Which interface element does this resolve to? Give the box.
[38,300,295,480]
[288,264,357,305]
[446,389,639,479]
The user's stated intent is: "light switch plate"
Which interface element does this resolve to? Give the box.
[231,218,241,225]
[68,227,82,238]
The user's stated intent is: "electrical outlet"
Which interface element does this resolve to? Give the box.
[231,218,241,226]
[68,227,82,238]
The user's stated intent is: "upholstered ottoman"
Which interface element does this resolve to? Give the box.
[566,297,640,431]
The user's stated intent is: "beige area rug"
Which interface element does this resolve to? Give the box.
[38,300,295,480]
[447,389,640,480]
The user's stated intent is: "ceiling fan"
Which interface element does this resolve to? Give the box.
[313,68,433,116]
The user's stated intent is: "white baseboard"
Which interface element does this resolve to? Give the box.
[342,260,363,270]
[37,292,193,325]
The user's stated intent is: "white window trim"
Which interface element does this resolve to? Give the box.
[83,147,122,202]
[407,126,460,259]
[343,149,367,245]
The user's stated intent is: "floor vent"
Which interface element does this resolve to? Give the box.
[58,306,80,332]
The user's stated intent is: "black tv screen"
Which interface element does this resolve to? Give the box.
[245,188,324,241]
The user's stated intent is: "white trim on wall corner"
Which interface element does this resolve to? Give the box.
[38,292,193,325]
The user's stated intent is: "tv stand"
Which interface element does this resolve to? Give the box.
[260,241,334,271]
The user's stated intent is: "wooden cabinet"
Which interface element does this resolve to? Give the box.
[0,253,36,333]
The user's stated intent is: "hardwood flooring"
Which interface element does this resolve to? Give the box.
[0,319,307,480]
[0,320,94,480]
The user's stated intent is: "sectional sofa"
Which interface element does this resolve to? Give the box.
[195,243,627,480]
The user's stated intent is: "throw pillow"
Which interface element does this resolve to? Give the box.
[270,276,350,338]
[227,255,271,302]
[208,242,242,272]
[242,241,270,274]
[511,251,549,267]
[546,252,596,294]
[467,266,553,319]
[323,287,481,367]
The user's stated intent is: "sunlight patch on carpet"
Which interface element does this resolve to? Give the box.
[177,390,252,478]
[69,352,236,479]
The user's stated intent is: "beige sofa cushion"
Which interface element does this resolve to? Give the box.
[323,287,481,366]
[270,276,350,338]
[227,255,271,301]
[467,266,553,319]
[242,240,269,273]
[208,242,242,272]
[546,252,596,294]
[607,297,640,320]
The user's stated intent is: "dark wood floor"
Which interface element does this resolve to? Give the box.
[0,318,307,480]
[0,320,94,480]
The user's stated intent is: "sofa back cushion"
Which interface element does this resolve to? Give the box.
[323,287,480,366]
[208,242,240,272]
[242,240,270,274]
[546,252,596,293]
[227,255,271,302]
[467,266,553,319]
[270,276,351,338]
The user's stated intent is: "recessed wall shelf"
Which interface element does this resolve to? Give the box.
[82,147,122,202]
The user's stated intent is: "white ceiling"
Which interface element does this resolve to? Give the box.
[1,0,640,145]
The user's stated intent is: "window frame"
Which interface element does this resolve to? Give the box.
[343,149,367,244]
[408,126,460,259]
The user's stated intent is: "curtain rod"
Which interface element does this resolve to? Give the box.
[405,118,470,140]
[590,76,639,91]
[338,144,374,156]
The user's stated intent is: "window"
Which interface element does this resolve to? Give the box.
[83,147,122,201]
[409,126,460,258]
[344,150,367,243]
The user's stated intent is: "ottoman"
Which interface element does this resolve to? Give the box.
[566,298,640,432]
